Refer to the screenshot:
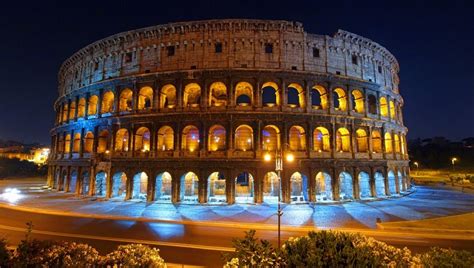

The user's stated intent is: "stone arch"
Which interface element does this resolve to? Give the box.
[313,127,330,152]
[384,132,393,153]
[235,124,253,151]
[388,170,396,195]
[132,171,148,200]
[235,82,253,106]
[119,88,133,112]
[339,171,353,200]
[181,125,200,152]
[64,134,71,153]
[59,169,67,191]
[115,129,129,152]
[336,127,351,152]
[333,88,347,111]
[97,130,109,153]
[263,171,280,203]
[262,125,280,151]
[77,97,86,117]
[68,100,76,120]
[374,171,386,197]
[261,82,279,107]
[394,134,401,154]
[290,172,308,203]
[72,133,81,153]
[111,172,127,199]
[134,127,151,152]
[289,125,306,151]
[62,103,69,122]
[287,83,305,108]
[88,95,98,115]
[138,86,153,110]
[155,172,172,202]
[208,125,226,151]
[101,91,115,114]
[84,132,94,153]
[398,170,405,192]
[372,130,383,153]
[69,169,78,193]
[160,84,177,108]
[315,171,332,201]
[235,171,254,204]
[157,126,174,151]
[183,83,201,107]
[358,171,371,199]
[180,172,199,203]
[389,100,396,119]
[208,172,226,204]
[351,89,365,113]
[81,171,90,195]
[311,85,328,109]
[355,129,368,153]
[94,171,107,197]
[367,94,377,114]
[209,82,227,107]
[380,97,388,117]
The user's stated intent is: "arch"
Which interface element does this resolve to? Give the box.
[111,172,127,199]
[339,172,353,200]
[384,132,393,153]
[77,97,86,118]
[351,89,365,113]
[389,100,396,119]
[388,170,396,194]
[57,135,64,153]
[313,127,330,152]
[398,170,404,192]
[315,172,332,201]
[160,84,177,108]
[84,132,94,153]
[180,172,199,203]
[97,130,109,153]
[235,125,253,151]
[358,172,371,199]
[68,101,76,120]
[72,133,81,153]
[157,126,174,151]
[155,172,172,202]
[208,125,226,151]
[138,86,153,110]
[311,85,328,109]
[333,88,347,111]
[62,103,69,122]
[261,82,279,107]
[101,91,115,114]
[289,125,306,151]
[209,82,227,107]
[181,125,200,152]
[374,172,386,197]
[119,88,133,112]
[134,127,151,152]
[94,171,107,197]
[132,172,148,200]
[183,83,201,107]
[69,170,78,193]
[262,125,280,151]
[115,129,129,152]
[87,95,98,115]
[235,172,254,203]
[208,172,226,204]
[355,129,368,153]
[263,171,280,203]
[400,135,407,155]
[64,134,71,153]
[290,172,308,203]
[380,97,388,117]
[287,83,305,108]
[59,169,67,191]
[372,130,383,153]
[394,134,401,153]
[235,82,253,106]
[336,128,351,152]
[367,94,377,114]
[81,171,90,195]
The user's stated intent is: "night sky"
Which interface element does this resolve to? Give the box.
[0,1,473,145]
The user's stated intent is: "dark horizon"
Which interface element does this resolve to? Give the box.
[1,1,473,145]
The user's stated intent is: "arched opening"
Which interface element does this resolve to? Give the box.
[358,172,371,199]
[157,126,174,151]
[101,91,115,114]
[64,134,71,153]
[333,88,347,111]
[355,129,368,152]
[81,171,90,195]
[77,98,86,118]
[235,172,254,203]
[208,172,226,204]
[138,86,153,110]
[155,172,172,202]
[372,130,383,153]
[69,170,77,193]
[290,172,308,203]
[311,85,328,109]
[380,97,388,117]
[384,133,393,153]
[261,82,279,107]
[115,129,129,152]
[62,103,69,122]
[68,101,76,120]
[374,172,386,197]
[315,172,332,201]
[287,83,305,108]
[388,170,396,195]
[87,95,98,115]
[208,125,226,151]
[394,134,401,154]
[351,89,364,113]
[180,172,199,203]
[209,82,227,107]
[336,128,351,152]
[389,100,396,119]
[72,133,81,153]
[97,130,109,153]
[183,83,201,107]
[119,88,133,112]
[289,126,306,151]
[262,125,280,151]
[95,171,107,197]
[59,170,67,191]
[132,172,148,200]
[401,135,407,155]
[313,127,330,152]
[111,172,127,199]
[367,94,377,114]
[160,84,177,108]
[235,125,253,151]
[339,172,353,200]
[84,132,94,153]
[263,171,279,203]
[181,125,200,152]
[398,170,404,192]
[134,127,151,152]
[235,82,253,106]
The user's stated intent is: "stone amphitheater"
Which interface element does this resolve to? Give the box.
[47,19,410,205]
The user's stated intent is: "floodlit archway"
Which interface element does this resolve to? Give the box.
[380,97,388,117]
[398,170,405,192]
[95,171,107,197]
[59,170,67,191]
[384,133,393,153]
[289,126,306,151]
[88,95,98,115]
[181,125,200,152]
[261,82,279,107]
[97,130,109,153]
[234,125,253,151]
[311,85,328,109]
[101,91,115,114]
[313,127,330,152]
[394,134,401,153]
[138,86,153,110]
[155,172,172,202]
[183,83,201,107]
[367,94,377,114]
[389,100,396,119]
[209,82,227,107]
[157,126,174,151]
[388,170,396,195]
[208,172,226,204]
[81,171,90,196]
[115,129,129,152]
[263,171,280,203]
[69,101,76,120]
[333,88,347,111]
[119,88,133,112]
[132,172,148,200]
[180,172,199,203]
[374,172,386,197]
[84,132,94,153]
[351,90,364,113]
[339,172,353,200]
[372,130,383,153]
[134,127,151,152]
[358,172,371,199]
[287,83,305,108]
[72,133,81,153]
[112,172,127,199]
[336,128,351,152]
[235,82,253,106]
[77,98,86,118]
[64,134,71,153]
[355,129,368,152]
[208,125,226,151]
[235,172,254,203]
[290,172,308,203]
[262,125,280,151]
[62,103,69,122]
[160,84,177,108]
[69,170,78,193]
[315,172,332,201]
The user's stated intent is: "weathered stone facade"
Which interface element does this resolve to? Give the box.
[48,19,409,204]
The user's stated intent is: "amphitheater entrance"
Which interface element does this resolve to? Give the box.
[235,172,254,204]
[94,171,107,197]
[290,172,308,204]
[81,171,90,196]
[315,172,332,202]
[155,172,172,203]
[132,172,148,200]
[358,172,372,199]
[375,172,386,197]
[263,172,280,204]
[339,172,353,200]
[208,172,226,204]
[398,171,405,192]
[180,172,199,204]
[111,172,127,199]
[69,170,77,193]
[388,171,397,195]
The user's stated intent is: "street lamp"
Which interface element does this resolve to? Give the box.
[413,161,419,175]
[451,157,458,170]
[263,147,294,250]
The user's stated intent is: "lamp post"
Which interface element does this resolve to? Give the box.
[451,157,457,171]
[413,161,419,175]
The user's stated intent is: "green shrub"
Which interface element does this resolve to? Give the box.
[0,238,11,267]
[420,247,474,268]
[12,238,58,267]
[35,242,99,267]
[99,244,166,268]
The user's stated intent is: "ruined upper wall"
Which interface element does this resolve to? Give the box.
[58,19,400,96]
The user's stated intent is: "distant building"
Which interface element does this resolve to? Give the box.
[0,145,49,165]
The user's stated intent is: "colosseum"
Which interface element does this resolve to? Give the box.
[47,19,410,205]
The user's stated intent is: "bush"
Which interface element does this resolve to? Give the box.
[420,247,474,268]
[36,242,99,267]
[100,244,166,268]
[0,238,11,267]
[12,238,58,267]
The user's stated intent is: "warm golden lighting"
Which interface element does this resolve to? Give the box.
[413,161,418,167]
[286,153,295,162]
[264,153,272,162]
[451,158,458,165]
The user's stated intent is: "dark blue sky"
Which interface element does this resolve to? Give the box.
[0,0,473,144]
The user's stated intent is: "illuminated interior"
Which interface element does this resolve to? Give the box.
[234,125,253,151]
